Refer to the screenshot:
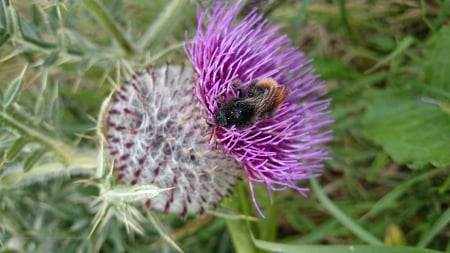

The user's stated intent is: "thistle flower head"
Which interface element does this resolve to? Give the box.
[185,3,333,215]
[106,65,241,217]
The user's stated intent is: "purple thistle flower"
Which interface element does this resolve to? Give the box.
[185,3,333,216]
[106,65,241,217]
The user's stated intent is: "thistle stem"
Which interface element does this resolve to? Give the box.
[137,0,188,51]
[0,110,72,164]
[311,178,383,245]
[81,0,136,55]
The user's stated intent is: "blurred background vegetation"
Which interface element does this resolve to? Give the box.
[0,0,449,252]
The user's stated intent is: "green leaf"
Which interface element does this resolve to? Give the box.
[5,4,18,34]
[43,51,60,67]
[362,168,443,219]
[253,239,445,253]
[78,58,94,74]
[363,91,450,169]
[311,178,383,245]
[46,6,61,34]
[2,65,27,110]
[33,69,49,118]
[23,148,46,172]
[417,208,450,248]
[18,15,42,43]
[0,0,7,28]
[4,136,28,163]
[313,57,361,81]
[2,78,22,109]
[0,29,10,46]
[1,150,96,186]
[421,26,450,102]
[0,249,21,253]
[15,13,54,49]
[366,36,415,73]
[31,4,43,26]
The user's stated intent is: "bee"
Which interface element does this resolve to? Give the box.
[214,78,290,129]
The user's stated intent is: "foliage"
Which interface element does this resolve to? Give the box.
[0,0,449,253]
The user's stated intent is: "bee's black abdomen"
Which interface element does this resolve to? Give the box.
[214,109,229,127]
[214,101,255,128]
[230,102,255,128]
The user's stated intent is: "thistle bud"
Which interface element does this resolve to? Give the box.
[106,65,241,217]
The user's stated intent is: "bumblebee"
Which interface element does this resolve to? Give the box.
[214,78,290,129]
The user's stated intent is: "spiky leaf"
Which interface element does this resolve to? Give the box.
[2,67,26,109]
[3,136,29,163]
[23,148,46,172]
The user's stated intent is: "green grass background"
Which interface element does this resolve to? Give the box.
[0,0,449,252]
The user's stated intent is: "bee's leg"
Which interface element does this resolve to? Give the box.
[201,109,215,127]
[231,79,247,98]
[260,111,275,119]
[214,97,225,106]
[205,118,215,127]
